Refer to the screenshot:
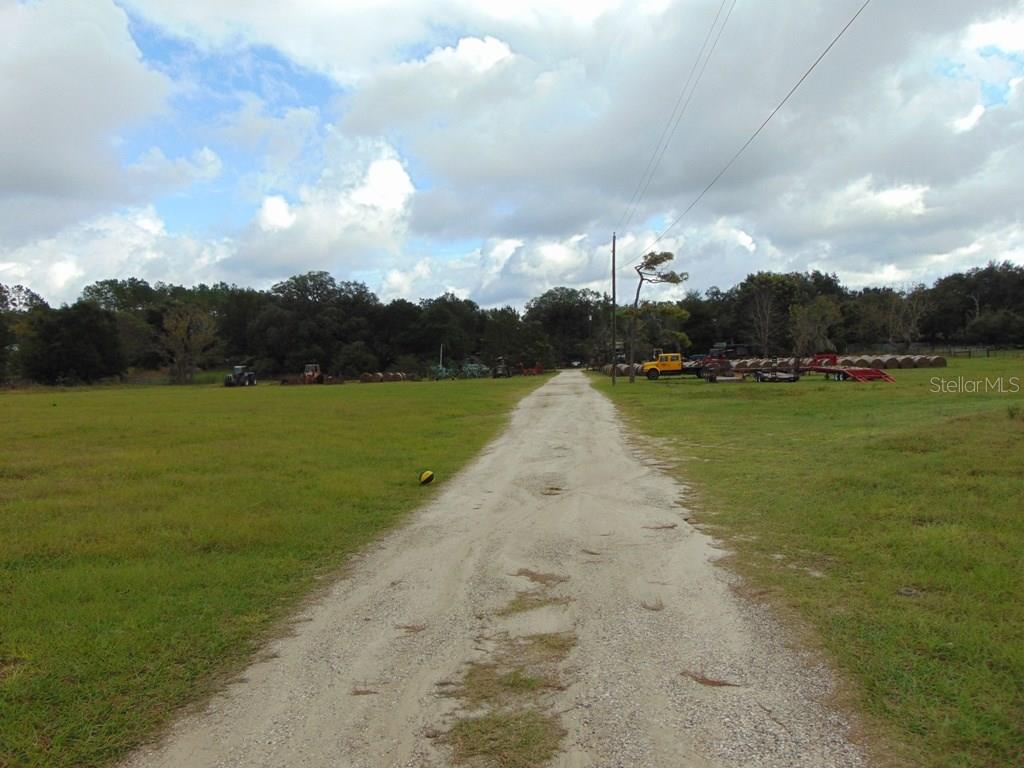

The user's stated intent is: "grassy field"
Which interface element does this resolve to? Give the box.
[0,376,544,768]
[594,357,1023,768]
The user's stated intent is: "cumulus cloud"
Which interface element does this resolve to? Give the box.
[4,0,1023,307]
[0,207,232,301]
[0,0,234,249]
[220,95,321,195]
[222,140,416,283]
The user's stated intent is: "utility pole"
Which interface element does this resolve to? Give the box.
[611,232,617,386]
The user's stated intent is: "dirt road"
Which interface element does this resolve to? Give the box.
[126,370,866,768]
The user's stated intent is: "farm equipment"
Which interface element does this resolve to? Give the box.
[302,363,325,384]
[461,360,491,378]
[431,365,457,380]
[730,354,895,384]
[492,356,513,378]
[224,365,256,387]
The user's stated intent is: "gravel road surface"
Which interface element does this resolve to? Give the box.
[125,370,867,768]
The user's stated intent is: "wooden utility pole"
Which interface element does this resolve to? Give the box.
[611,232,617,386]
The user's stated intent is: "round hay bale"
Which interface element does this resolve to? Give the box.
[372,372,384,382]
[868,358,885,369]
[898,356,915,369]
[839,357,855,367]
[852,357,868,367]
[930,356,947,367]
[881,356,900,369]
[913,357,930,368]
[359,372,373,383]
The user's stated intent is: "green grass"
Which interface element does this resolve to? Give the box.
[595,358,1024,768]
[445,709,565,768]
[0,377,544,768]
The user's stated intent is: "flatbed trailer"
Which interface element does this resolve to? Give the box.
[726,362,894,383]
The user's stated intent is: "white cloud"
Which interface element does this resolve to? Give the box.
[964,14,1024,52]
[128,146,223,187]
[0,0,172,241]
[423,36,514,73]
[223,140,417,281]
[0,207,232,302]
[221,96,321,194]
[952,104,986,132]
[258,196,296,231]
[3,0,1022,307]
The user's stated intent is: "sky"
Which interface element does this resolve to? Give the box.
[1,0,1022,308]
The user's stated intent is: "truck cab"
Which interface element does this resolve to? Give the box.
[641,351,684,380]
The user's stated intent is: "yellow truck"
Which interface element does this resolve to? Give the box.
[640,350,685,380]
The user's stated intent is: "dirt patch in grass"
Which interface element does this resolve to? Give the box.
[445,709,565,768]
[0,657,25,682]
[496,591,572,616]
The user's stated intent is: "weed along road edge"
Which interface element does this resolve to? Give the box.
[125,370,866,768]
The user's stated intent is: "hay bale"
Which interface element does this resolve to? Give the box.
[930,356,947,367]
[839,357,855,366]
[897,356,915,368]
[868,357,885,369]
[359,372,373,383]
[881,356,900,369]
[913,357,931,368]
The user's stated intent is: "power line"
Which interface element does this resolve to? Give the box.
[621,0,872,270]
[615,0,734,233]
[623,0,738,232]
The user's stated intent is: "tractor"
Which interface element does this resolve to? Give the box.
[224,365,256,387]
[302,363,325,384]
[492,356,512,378]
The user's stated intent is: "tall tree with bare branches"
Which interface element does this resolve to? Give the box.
[627,252,686,383]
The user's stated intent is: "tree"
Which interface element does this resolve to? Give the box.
[750,285,776,356]
[627,252,686,383]
[523,287,602,364]
[965,310,1024,345]
[19,302,124,384]
[790,296,841,357]
[885,285,930,351]
[162,305,218,383]
[80,278,157,312]
[332,341,379,377]
[0,312,12,382]
[0,283,47,313]
[633,301,691,354]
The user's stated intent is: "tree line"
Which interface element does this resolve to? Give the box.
[1,260,1021,385]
